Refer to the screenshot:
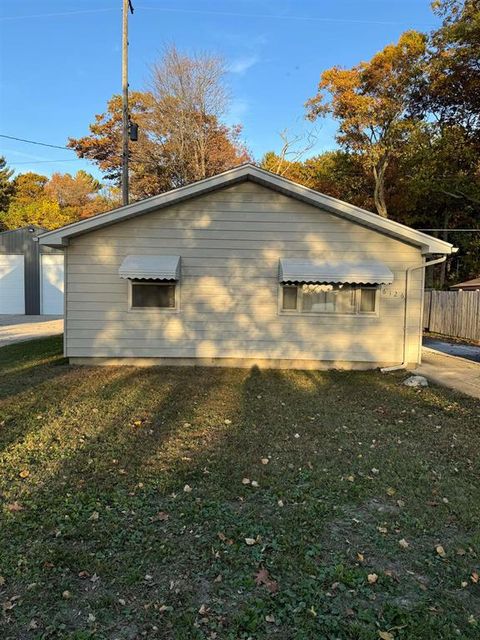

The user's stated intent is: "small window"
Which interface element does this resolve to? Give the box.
[360,287,376,313]
[282,286,298,310]
[131,281,176,309]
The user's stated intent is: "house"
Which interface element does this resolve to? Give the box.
[0,225,64,315]
[38,164,454,369]
[450,277,480,291]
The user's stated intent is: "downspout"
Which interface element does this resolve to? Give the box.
[380,255,448,373]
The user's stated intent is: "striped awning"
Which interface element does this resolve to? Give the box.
[119,255,181,280]
[279,258,393,285]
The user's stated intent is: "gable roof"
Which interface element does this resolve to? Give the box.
[0,224,46,237]
[450,277,480,289]
[38,163,455,255]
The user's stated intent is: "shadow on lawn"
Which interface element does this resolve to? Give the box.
[1,363,479,638]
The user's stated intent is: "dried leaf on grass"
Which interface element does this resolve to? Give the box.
[255,568,278,593]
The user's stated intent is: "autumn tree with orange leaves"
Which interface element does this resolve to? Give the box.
[306,31,427,218]
[69,47,250,200]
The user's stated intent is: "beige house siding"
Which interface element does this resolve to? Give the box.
[65,182,424,366]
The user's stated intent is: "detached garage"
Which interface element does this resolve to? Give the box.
[0,225,64,315]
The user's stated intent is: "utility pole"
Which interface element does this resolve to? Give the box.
[122,0,134,206]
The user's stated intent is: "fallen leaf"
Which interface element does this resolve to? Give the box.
[399,538,409,549]
[456,548,466,556]
[88,613,96,623]
[244,537,257,546]
[255,568,278,593]
[367,573,378,584]
[19,470,30,479]
[89,511,99,521]
[471,571,479,584]
[78,571,90,579]
[397,499,405,507]
[6,501,23,512]
[217,532,233,545]
[261,458,269,465]
[436,545,446,558]
[265,614,275,623]
[277,499,284,507]
[27,619,38,630]
[62,590,71,599]
[357,552,364,562]
[241,478,250,485]
[0,576,5,586]
[377,526,388,534]
[198,604,208,615]
[183,485,192,493]
[378,632,394,640]
[224,419,232,425]
[346,475,355,482]
[251,480,259,487]
[386,487,396,496]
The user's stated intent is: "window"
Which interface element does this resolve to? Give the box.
[130,280,176,310]
[281,284,377,315]
[282,286,298,310]
[360,287,376,313]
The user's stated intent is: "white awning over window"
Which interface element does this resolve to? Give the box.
[279,258,393,285]
[119,255,181,280]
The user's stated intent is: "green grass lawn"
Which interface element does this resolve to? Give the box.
[1,336,479,640]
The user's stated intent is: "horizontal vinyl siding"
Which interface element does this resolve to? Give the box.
[65,182,423,364]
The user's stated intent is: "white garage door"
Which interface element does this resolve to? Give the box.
[0,254,25,314]
[41,254,64,315]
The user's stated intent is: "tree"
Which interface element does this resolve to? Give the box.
[69,46,250,199]
[306,31,427,217]
[10,172,48,204]
[2,198,74,231]
[0,169,115,230]
[45,170,101,208]
[261,149,375,210]
[0,156,14,217]
[419,0,480,130]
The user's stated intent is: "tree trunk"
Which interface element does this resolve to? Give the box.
[372,155,389,218]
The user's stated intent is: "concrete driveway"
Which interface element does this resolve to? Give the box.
[417,346,480,399]
[0,315,63,347]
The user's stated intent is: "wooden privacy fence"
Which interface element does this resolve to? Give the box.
[423,290,480,342]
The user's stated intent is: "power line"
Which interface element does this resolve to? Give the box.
[418,229,480,232]
[8,159,88,165]
[137,4,437,27]
[0,8,116,21]
[0,134,71,150]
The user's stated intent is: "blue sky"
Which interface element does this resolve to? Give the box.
[0,0,440,181]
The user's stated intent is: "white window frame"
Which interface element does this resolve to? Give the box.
[128,280,180,313]
[278,284,379,317]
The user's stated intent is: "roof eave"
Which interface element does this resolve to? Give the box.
[38,163,456,255]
